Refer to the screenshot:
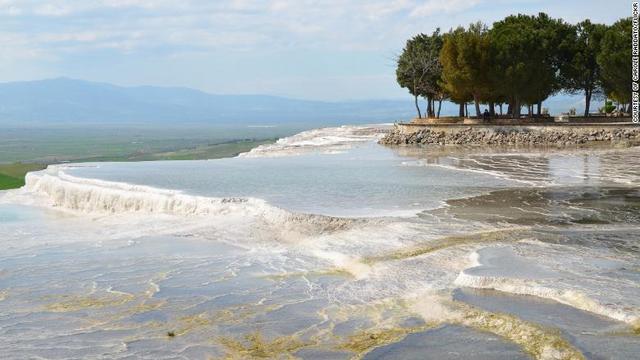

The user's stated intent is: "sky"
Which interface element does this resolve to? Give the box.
[0,0,631,100]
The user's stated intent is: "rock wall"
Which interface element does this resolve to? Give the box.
[380,124,640,146]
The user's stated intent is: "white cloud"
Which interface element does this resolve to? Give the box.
[363,0,413,20]
[410,0,483,17]
[33,3,73,16]
[0,0,628,99]
[0,0,490,55]
[0,2,22,16]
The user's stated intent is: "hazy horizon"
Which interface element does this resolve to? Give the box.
[0,77,592,125]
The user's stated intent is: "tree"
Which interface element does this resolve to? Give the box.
[490,13,568,118]
[440,23,494,117]
[561,20,607,116]
[528,13,574,115]
[598,18,631,107]
[396,30,444,118]
[490,15,537,117]
[396,14,631,119]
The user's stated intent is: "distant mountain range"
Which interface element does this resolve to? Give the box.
[0,78,417,125]
[0,78,587,125]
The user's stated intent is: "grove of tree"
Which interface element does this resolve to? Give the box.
[396,13,632,119]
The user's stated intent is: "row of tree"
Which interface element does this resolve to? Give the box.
[396,13,632,119]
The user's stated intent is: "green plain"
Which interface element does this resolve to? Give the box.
[0,163,47,190]
[0,124,306,190]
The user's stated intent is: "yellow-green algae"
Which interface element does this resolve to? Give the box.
[173,312,215,337]
[363,227,533,264]
[44,273,167,314]
[219,331,310,359]
[458,305,583,360]
[321,299,437,358]
[338,324,434,358]
[410,295,585,360]
[262,268,356,282]
[213,298,429,359]
[169,303,282,338]
[45,292,135,312]
[181,296,585,360]
[332,295,584,360]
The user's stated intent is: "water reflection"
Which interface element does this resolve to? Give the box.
[394,145,640,187]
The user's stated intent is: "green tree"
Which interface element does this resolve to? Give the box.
[527,13,574,115]
[561,20,607,116]
[440,23,494,117]
[490,13,568,117]
[598,18,631,107]
[396,30,443,118]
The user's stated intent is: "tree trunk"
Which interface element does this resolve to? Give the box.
[426,97,432,118]
[584,90,592,117]
[537,101,542,116]
[459,103,465,117]
[507,102,513,118]
[512,99,521,118]
[489,102,495,117]
[437,100,442,118]
[474,96,481,117]
[465,103,469,117]
[499,104,503,116]
[528,105,532,117]
[414,95,422,119]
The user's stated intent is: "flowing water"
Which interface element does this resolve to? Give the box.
[1,125,639,359]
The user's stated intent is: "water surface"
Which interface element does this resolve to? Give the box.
[1,125,639,359]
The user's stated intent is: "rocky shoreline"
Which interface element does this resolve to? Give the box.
[380,125,640,147]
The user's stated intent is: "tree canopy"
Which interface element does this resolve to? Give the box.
[598,18,632,105]
[396,30,443,118]
[489,13,570,117]
[560,20,607,116]
[440,22,493,117]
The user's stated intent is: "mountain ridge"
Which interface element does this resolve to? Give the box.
[0,78,414,124]
[0,78,586,125]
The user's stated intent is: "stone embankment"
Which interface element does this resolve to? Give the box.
[380,125,640,146]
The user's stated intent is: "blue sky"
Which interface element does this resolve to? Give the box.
[0,0,630,100]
